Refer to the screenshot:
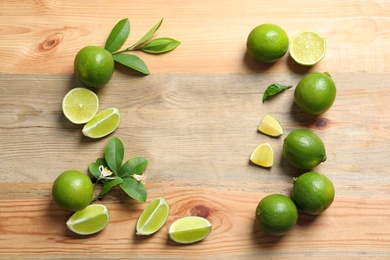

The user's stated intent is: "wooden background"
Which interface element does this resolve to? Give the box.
[1,0,390,259]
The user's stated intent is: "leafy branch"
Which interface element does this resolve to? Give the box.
[104,18,181,75]
[89,137,148,202]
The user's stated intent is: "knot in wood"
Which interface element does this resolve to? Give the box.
[315,117,330,130]
[191,205,210,218]
[39,33,63,51]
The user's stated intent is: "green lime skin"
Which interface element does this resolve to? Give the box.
[292,172,335,215]
[255,194,298,236]
[283,129,327,169]
[74,46,114,88]
[246,24,289,63]
[52,170,94,212]
[294,72,336,115]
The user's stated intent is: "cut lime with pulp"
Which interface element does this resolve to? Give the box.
[82,107,121,138]
[250,143,274,168]
[168,216,212,244]
[136,197,170,236]
[290,31,326,66]
[66,204,110,235]
[62,87,99,124]
[258,114,283,137]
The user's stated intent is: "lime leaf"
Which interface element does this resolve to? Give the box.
[118,157,148,178]
[141,37,181,54]
[89,158,108,181]
[132,18,163,49]
[105,18,130,53]
[105,137,124,174]
[101,176,123,197]
[113,53,150,75]
[262,84,292,103]
[119,177,147,202]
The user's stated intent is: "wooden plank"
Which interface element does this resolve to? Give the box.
[0,0,389,74]
[0,182,389,259]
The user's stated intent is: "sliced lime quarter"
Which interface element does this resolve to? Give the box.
[66,204,110,235]
[250,143,274,168]
[136,197,170,236]
[258,114,283,137]
[168,216,212,244]
[82,107,121,138]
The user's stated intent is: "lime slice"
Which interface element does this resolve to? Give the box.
[136,197,170,236]
[168,216,212,244]
[82,107,121,138]
[290,31,326,66]
[258,114,284,137]
[62,87,99,124]
[66,204,110,235]
[250,143,274,168]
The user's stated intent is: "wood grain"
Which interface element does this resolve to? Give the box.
[0,0,389,75]
[1,0,390,258]
[1,182,389,259]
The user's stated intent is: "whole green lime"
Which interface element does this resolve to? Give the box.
[52,170,94,212]
[246,24,289,63]
[294,72,336,115]
[292,172,335,215]
[255,194,298,236]
[283,129,327,169]
[74,46,114,88]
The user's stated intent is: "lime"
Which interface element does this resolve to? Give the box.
[74,46,115,88]
[250,143,274,168]
[258,114,283,137]
[294,72,336,115]
[136,197,170,236]
[66,204,110,235]
[82,107,121,138]
[62,87,99,124]
[283,129,326,169]
[52,170,94,212]
[168,216,212,244]
[290,31,326,66]
[246,24,289,63]
[255,194,298,236]
[292,171,335,215]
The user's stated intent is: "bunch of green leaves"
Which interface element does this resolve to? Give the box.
[104,18,181,75]
[89,137,148,202]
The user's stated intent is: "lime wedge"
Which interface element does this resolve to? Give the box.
[290,31,326,66]
[258,114,284,137]
[82,107,121,138]
[62,87,99,124]
[168,216,212,244]
[136,197,170,236]
[250,143,274,168]
[66,204,110,235]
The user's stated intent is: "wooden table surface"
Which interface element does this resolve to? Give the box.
[1,0,390,259]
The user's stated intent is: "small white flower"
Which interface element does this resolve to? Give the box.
[132,174,146,184]
[99,165,115,180]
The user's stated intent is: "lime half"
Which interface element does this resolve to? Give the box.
[168,216,212,244]
[136,197,170,236]
[250,143,274,168]
[66,204,110,235]
[258,114,283,137]
[62,87,99,124]
[82,107,121,138]
[290,31,326,66]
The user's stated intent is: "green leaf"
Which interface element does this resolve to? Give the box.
[104,137,124,174]
[119,177,147,202]
[132,18,163,49]
[262,83,293,103]
[118,157,148,178]
[101,176,123,197]
[113,53,150,75]
[89,158,108,181]
[141,37,181,54]
[105,18,130,53]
